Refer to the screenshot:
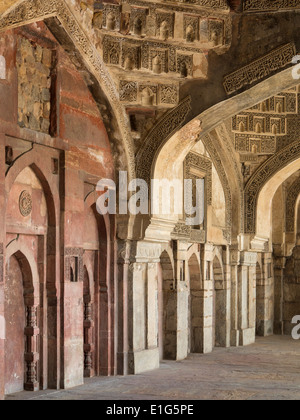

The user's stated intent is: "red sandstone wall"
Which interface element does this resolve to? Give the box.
[0,21,115,397]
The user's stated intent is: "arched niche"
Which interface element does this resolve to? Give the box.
[4,250,40,395]
[158,250,176,361]
[256,159,300,239]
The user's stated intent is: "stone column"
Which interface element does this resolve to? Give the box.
[83,299,94,378]
[222,246,231,348]
[116,239,131,376]
[0,133,5,400]
[238,251,257,346]
[0,243,4,401]
[201,243,214,354]
[256,253,274,336]
[230,248,240,347]
[24,306,40,391]
[60,153,84,389]
[273,248,285,335]
[127,241,161,374]
[174,240,189,361]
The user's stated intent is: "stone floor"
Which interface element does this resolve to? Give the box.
[6,336,300,400]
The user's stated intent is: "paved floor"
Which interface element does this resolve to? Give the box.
[6,336,300,400]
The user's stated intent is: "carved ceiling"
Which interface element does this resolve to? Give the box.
[92,0,231,111]
[223,85,300,184]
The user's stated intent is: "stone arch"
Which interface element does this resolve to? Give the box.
[5,155,59,389]
[249,153,300,238]
[137,65,300,242]
[158,249,176,361]
[188,253,203,353]
[212,253,226,348]
[0,0,135,180]
[137,64,299,186]
[4,248,40,395]
[84,192,115,376]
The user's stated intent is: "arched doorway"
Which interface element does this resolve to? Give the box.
[83,197,113,377]
[213,255,226,348]
[4,251,39,394]
[188,253,202,353]
[5,163,57,392]
[158,251,176,361]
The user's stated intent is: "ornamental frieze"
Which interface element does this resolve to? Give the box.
[243,0,300,12]
[223,43,296,95]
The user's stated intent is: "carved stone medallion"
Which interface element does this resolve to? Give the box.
[19,190,32,217]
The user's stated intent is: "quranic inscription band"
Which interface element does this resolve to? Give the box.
[223,43,296,95]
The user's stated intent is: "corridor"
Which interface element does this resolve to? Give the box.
[6,336,300,401]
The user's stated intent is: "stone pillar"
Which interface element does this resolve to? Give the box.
[174,241,189,361]
[273,249,285,335]
[230,248,240,346]
[116,239,131,376]
[201,243,214,353]
[0,133,5,400]
[60,153,84,389]
[127,241,161,374]
[238,252,257,346]
[222,246,231,348]
[24,306,40,391]
[256,253,274,336]
[83,300,94,378]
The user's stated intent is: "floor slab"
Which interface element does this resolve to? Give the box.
[6,336,300,401]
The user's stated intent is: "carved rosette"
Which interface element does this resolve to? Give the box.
[19,190,32,217]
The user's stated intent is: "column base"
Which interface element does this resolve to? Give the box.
[128,348,160,375]
[84,368,95,378]
[256,320,273,337]
[24,382,39,392]
[274,321,283,335]
[239,328,255,346]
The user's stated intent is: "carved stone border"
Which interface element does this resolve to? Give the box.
[64,247,84,283]
[244,0,300,12]
[0,0,136,179]
[136,96,192,185]
[127,0,229,13]
[223,43,296,95]
[286,177,300,233]
[244,140,300,234]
